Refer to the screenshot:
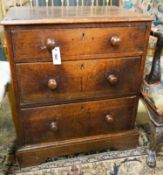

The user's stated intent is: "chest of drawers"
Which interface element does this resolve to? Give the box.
[1,6,152,167]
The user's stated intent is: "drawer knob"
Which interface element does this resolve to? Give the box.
[51,122,58,131]
[46,38,56,52]
[107,74,118,85]
[105,114,114,123]
[48,79,58,90]
[110,36,121,47]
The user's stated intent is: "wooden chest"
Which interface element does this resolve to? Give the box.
[1,6,152,167]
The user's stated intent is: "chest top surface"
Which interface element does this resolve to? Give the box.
[1,6,153,26]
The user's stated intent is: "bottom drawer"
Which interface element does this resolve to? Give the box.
[21,96,137,144]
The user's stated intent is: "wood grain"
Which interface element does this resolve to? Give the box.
[20,96,137,144]
[17,129,139,168]
[16,58,141,106]
[12,26,146,62]
[1,6,153,26]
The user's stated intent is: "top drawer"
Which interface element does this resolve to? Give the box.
[12,26,146,62]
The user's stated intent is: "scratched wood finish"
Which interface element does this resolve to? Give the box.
[1,6,152,167]
[1,6,153,25]
[20,96,137,144]
[17,130,139,167]
[16,58,141,106]
[12,27,146,62]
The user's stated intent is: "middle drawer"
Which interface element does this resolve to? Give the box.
[16,57,141,106]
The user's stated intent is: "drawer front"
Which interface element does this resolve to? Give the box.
[21,96,137,144]
[12,27,146,62]
[16,58,141,106]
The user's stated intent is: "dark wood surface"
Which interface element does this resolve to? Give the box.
[12,26,146,62]
[17,130,139,168]
[16,58,141,106]
[20,96,137,144]
[2,6,152,167]
[1,6,153,25]
[4,29,25,146]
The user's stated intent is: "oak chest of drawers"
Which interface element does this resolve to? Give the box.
[1,6,152,167]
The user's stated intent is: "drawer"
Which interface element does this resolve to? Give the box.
[16,57,141,106]
[20,96,137,144]
[12,26,146,62]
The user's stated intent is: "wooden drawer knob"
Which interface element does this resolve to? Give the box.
[41,38,56,52]
[50,122,58,131]
[105,114,114,123]
[46,38,56,52]
[107,74,118,85]
[48,79,58,90]
[110,36,121,47]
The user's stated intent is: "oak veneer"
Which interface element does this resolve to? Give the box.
[21,96,137,144]
[16,58,141,106]
[12,27,146,62]
[1,6,153,167]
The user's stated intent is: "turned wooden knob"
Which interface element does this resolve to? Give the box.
[107,74,118,85]
[48,79,57,90]
[50,122,58,131]
[46,38,56,52]
[110,36,121,47]
[105,114,114,123]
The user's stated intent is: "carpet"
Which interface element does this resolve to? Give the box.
[0,96,163,175]
[14,147,163,175]
[1,142,163,175]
